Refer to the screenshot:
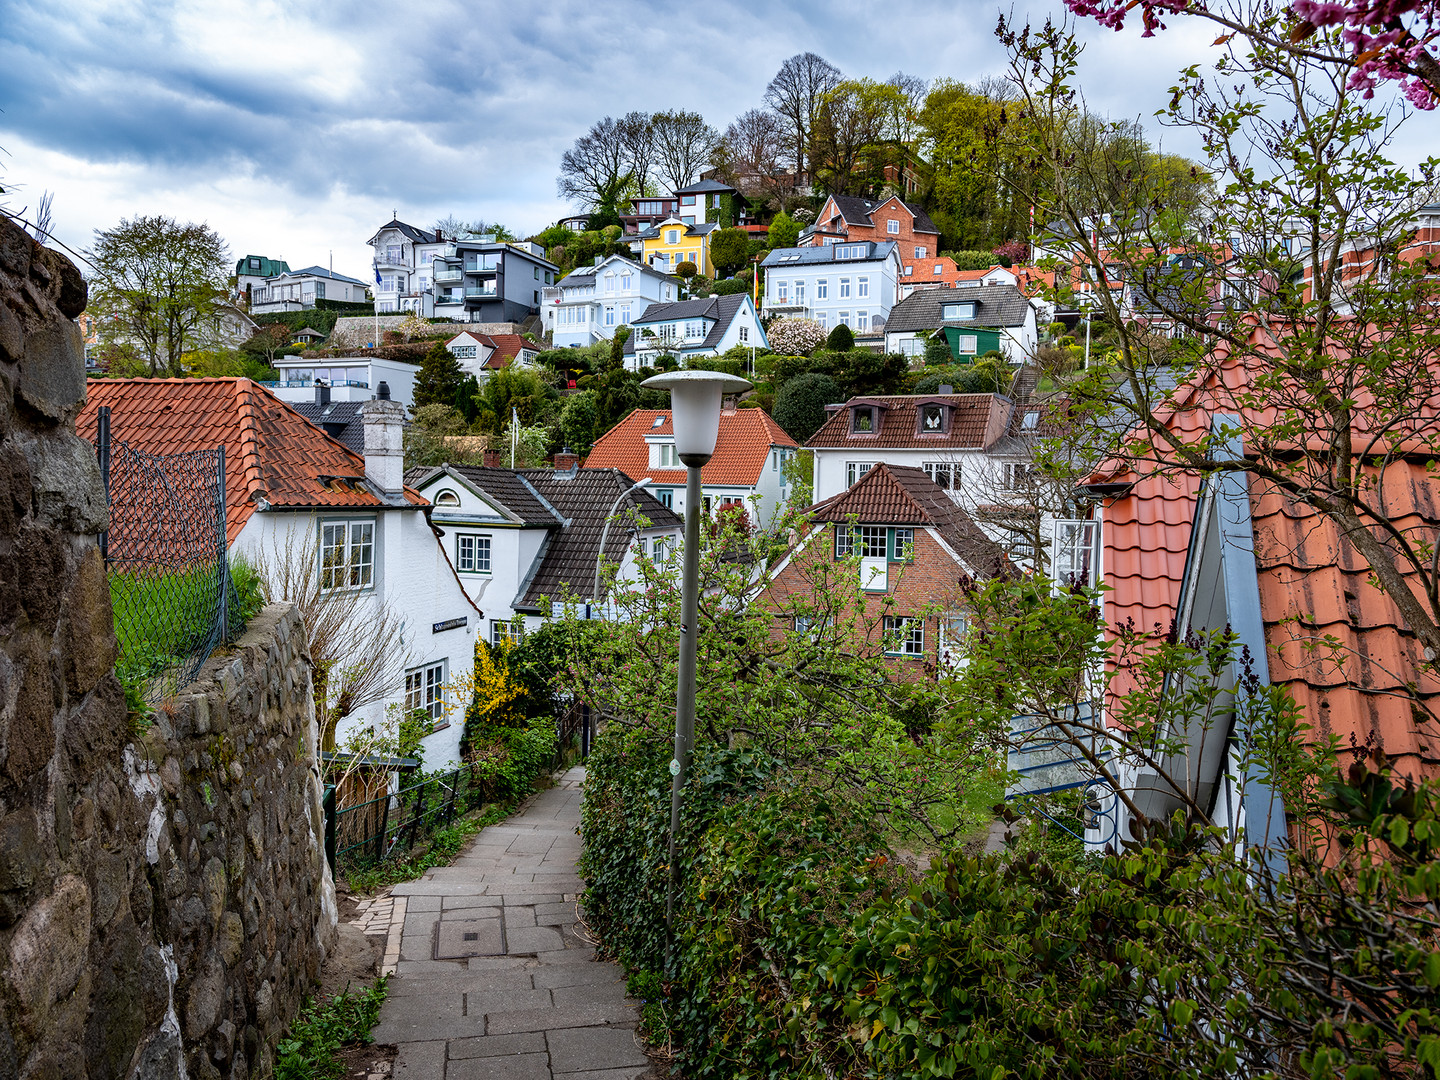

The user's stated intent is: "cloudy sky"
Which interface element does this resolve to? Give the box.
[2,0,1239,280]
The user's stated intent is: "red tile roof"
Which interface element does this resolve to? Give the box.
[77,378,425,543]
[584,408,798,488]
[805,394,1012,451]
[1095,351,1440,779]
[481,333,537,369]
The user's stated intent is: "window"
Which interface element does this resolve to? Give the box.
[892,528,915,561]
[846,461,874,486]
[658,488,674,509]
[452,345,476,359]
[456,534,492,574]
[816,310,828,329]
[858,277,869,298]
[795,280,806,303]
[914,246,927,259]
[835,525,887,558]
[923,461,956,489]
[491,619,524,647]
[887,219,900,234]
[920,404,947,432]
[739,325,749,343]
[635,536,649,558]
[1003,462,1033,491]
[405,661,448,723]
[816,278,828,300]
[681,217,695,226]
[838,311,851,327]
[534,267,540,280]
[605,272,615,292]
[435,489,461,506]
[681,194,696,205]
[605,306,615,327]
[686,321,703,340]
[934,264,944,275]
[666,229,680,244]
[904,265,913,276]
[884,616,924,657]
[776,280,789,302]
[856,311,868,331]
[1053,520,1100,589]
[942,302,977,320]
[620,303,631,324]
[850,406,874,433]
[621,272,632,290]
[658,443,680,467]
[956,335,979,355]
[320,520,374,591]
[839,278,851,299]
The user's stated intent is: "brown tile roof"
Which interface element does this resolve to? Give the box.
[481,334,536,369]
[805,393,1012,451]
[809,463,1009,578]
[584,408,798,488]
[77,378,425,544]
[515,467,682,609]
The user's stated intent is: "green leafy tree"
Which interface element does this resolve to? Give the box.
[772,371,844,442]
[767,211,800,249]
[86,215,230,376]
[559,389,601,453]
[412,340,467,410]
[675,261,697,280]
[824,323,854,351]
[709,227,751,277]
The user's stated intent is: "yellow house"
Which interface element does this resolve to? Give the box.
[634,217,717,278]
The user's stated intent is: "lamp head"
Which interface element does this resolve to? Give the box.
[640,369,752,466]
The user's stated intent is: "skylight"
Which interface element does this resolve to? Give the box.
[651,415,665,428]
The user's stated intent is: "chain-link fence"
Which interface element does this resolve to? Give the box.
[96,405,235,702]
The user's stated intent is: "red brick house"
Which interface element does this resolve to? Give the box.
[760,463,1008,674]
[803,195,945,285]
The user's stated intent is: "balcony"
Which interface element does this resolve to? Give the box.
[260,379,371,389]
[465,286,498,299]
[435,292,464,306]
[373,252,408,270]
[434,268,463,284]
[464,256,500,274]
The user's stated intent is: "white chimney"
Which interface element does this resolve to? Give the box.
[360,398,406,495]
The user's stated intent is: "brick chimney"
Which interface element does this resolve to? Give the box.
[360,398,406,495]
[554,448,579,475]
[721,394,738,415]
[483,450,502,467]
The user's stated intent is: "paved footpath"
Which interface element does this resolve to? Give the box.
[373,767,653,1079]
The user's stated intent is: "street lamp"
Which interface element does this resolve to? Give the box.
[639,368,752,971]
[593,475,653,610]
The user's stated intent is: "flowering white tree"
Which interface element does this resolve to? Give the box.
[765,317,827,356]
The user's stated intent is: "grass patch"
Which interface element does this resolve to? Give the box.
[275,977,387,1080]
[342,803,513,894]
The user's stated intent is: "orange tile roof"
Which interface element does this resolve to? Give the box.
[481,333,537,369]
[583,408,798,488]
[77,378,425,543]
[806,394,1012,450]
[1095,349,1440,779]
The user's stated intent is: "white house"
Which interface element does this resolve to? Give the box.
[544,254,680,348]
[881,284,1040,364]
[266,355,421,408]
[584,405,799,528]
[446,331,541,382]
[249,265,371,313]
[759,241,902,335]
[79,379,481,772]
[407,464,683,635]
[368,217,459,316]
[624,294,768,372]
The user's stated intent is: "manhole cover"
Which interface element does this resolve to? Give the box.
[435,918,504,959]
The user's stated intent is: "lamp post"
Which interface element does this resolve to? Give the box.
[639,369,752,973]
[593,474,653,612]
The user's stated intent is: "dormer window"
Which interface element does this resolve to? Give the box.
[852,406,875,433]
[435,489,461,506]
[919,404,949,433]
[942,301,977,321]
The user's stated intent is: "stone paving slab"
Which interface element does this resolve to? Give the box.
[378,768,653,1078]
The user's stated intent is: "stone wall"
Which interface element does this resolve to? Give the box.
[0,213,336,1080]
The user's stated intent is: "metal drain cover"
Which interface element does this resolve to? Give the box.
[435,918,504,958]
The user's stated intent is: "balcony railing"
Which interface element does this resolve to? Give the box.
[260,379,371,389]
[464,257,500,273]
[435,293,464,305]
[434,268,463,283]
[465,286,498,299]
[373,253,408,269]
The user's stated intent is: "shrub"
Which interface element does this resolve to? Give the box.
[773,371,844,442]
[923,333,952,366]
[468,715,558,803]
[765,318,826,357]
[767,211,800,249]
[675,261,698,279]
[992,239,1029,266]
[825,323,855,351]
[709,278,750,296]
[946,249,999,271]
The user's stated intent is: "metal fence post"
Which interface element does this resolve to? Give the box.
[322,785,337,871]
[445,769,459,829]
[375,793,391,862]
[216,445,230,644]
[97,406,110,567]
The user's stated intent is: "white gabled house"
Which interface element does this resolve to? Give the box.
[544,254,681,349]
[624,294,768,371]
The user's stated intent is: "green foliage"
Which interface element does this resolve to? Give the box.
[275,978,388,1080]
[559,389,600,453]
[475,366,558,436]
[772,371,844,442]
[467,716,559,804]
[226,554,267,635]
[946,249,999,271]
[766,211,800,249]
[403,404,483,469]
[675,261,698,279]
[191,347,279,381]
[824,323,855,351]
[923,332,952,366]
[708,277,750,296]
[709,227,751,276]
[412,340,467,410]
[911,359,1012,395]
[344,805,511,893]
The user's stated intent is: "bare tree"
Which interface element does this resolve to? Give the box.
[617,111,658,198]
[763,52,842,182]
[556,116,632,211]
[651,110,719,193]
[885,71,929,147]
[717,108,792,205]
[252,529,414,751]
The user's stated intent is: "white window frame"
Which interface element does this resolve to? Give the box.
[923,461,956,489]
[491,619,524,647]
[887,219,900,234]
[845,461,874,486]
[858,277,869,298]
[816,279,828,300]
[839,277,851,299]
[1002,461,1033,490]
[835,524,887,559]
[456,533,492,574]
[405,660,448,725]
[883,616,925,657]
[1053,519,1100,590]
[320,519,375,592]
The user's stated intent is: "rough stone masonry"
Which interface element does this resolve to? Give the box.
[0,212,337,1079]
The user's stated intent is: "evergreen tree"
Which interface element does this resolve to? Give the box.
[414,341,467,410]
[825,323,855,351]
